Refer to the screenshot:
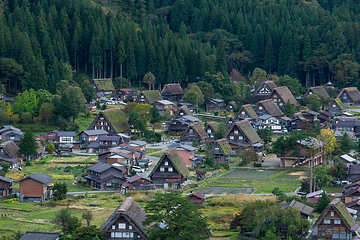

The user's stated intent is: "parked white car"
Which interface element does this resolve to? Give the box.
[132,166,145,173]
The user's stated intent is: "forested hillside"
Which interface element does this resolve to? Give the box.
[1,0,360,96]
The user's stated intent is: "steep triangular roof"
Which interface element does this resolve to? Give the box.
[237,104,258,120]
[206,122,218,132]
[142,90,163,104]
[226,101,238,111]
[161,83,184,95]
[315,198,356,230]
[328,98,346,110]
[90,109,130,134]
[257,99,283,117]
[272,86,298,105]
[226,119,263,145]
[93,79,115,91]
[173,106,193,119]
[216,138,232,155]
[182,122,209,140]
[150,148,190,177]
[0,141,22,159]
[100,197,147,239]
[304,86,330,99]
[337,87,360,102]
[254,81,277,95]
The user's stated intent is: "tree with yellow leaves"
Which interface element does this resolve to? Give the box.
[317,128,336,164]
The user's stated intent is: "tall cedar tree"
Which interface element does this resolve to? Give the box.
[143,191,209,240]
[19,130,37,160]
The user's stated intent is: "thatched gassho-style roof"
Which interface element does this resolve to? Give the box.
[206,122,218,132]
[257,99,283,117]
[161,83,184,95]
[93,79,115,91]
[334,99,346,110]
[338,87,360,102]
[102,108,130,133]
[304,86,330,99]
[0,141,22,159]
[240,104,258,119]
[100,197,147,239]
[216,138,232,155]
[150,148,190,177]
[315,198,357,230]
[226,119,263,145]
[272,86,298,105]
[142,90,163,104]
[226,101,238,110]
[189,122,209,140]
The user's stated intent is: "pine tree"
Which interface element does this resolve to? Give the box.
[263,36,275,73]
[215,38,227,75]
[19,129,37,161]
[126,37,137,86]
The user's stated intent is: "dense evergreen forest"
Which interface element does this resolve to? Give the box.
[1,0,360,96]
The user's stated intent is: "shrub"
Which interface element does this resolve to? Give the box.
[253,162,262,167]
[11,114,20,124]
[0,112,10,123]
[21,112,32,123]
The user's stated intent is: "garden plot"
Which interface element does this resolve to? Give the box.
[222,169,279,178]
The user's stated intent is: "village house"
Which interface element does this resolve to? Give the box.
[85,162,126,190]
[19,232,63,240]
[307,190,324,204]
[256,114,282,131]
[180,122,209,145]
[136,90,163,105]
[0,125,23,144]
[98,150,132,166]
[168,114,202,134]
[86,103,96,112]
[287,115,307,132]
[0,141,23,170]
[161,83,184,102]
[281,199,314,220]
[315,198,358,239]
[196,170,206,180]
[116,88,139,100]
[121,175,155,194]
[268,86,299,111]
[328,99,346,115]
[347,165,360,180]
[343,181,360,194]
[225,115,235,128]
[78,129,109,147]
[93,78,115,97]
[178,102,196,113]
[303,86,330,99]
[0,176,14,197]
[187,192,206,205]
[18,173,53,202]
[213,138,232,164]
[255,99,284,117]
[88,109,130,135]
[301,110,320,122]
[167,143,196,168]
[340,154,357,164]
[345,200,360,219]
[225,119,263,152]
[51,130,79,155]
[100,197,148,240]
[341,187,360,214]
[87,135,122,154]
[235,104,258,121]
[318,110,333,123]
[280,137,323,167]
[225,101,238,112]
[128,140,147,152]
[156,100,175,116]
[204,122,218,138]
[252,80,277,102]
[206,98,224,111]
[337,87,360,107]
[149,148,189,189]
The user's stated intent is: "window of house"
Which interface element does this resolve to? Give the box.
[279,103,283,106]
[111,232,115,237]
[160,167,165,172]
[115,232,123,237]
[241,111,245,115]
[112,225,115,229]
[164,183,168,189]
[230,136,234,140]
[112,141,116,145]
[119,223,126,229]
[239,136,243,140]
[330,211,334,216]
[168,167,173,172]
[165,162,168,166]
[333,104,336,108]
[334,219,341,224]
[324,219,330,224]
[130,232,134,237]
[332,233,339,239]
[259,106,263,110]
[9,136,15,140]
[229,121,232,124]
[234,130,238,134]
[180,112,184,115]
[207,129,212,134]
[0,149,3,153]
[129,225,132,230]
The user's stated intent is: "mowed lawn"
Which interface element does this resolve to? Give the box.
[201,169,309,194]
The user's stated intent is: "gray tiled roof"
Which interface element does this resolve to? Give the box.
[87,162,112,173]
[19,232,62,240]
[0,176,14,183]
[81,129,108,136]
[20,173,53,184]
[53,130,75,137]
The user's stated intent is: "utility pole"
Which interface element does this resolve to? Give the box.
[310,158,313,193]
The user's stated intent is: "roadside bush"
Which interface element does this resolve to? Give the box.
[0,112,10,123]
[253,162,262,167]
[10,114,20,124]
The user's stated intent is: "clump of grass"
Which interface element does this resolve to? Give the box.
[207,194,275,208]
[125,191,157,203]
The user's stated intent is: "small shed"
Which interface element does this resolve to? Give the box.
[340,154,357,164]
[196,170,206,180]
[188,192,206,204]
